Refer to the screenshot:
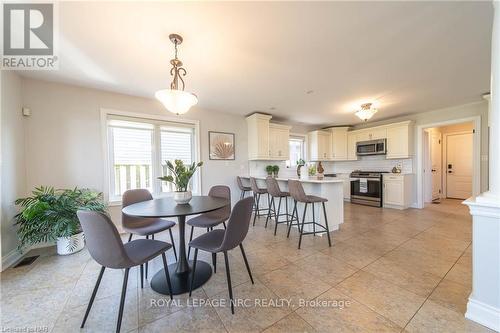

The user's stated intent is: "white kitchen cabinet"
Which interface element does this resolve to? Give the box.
[308,130,332,161]
[269,123,291,160]
[347,132,358,160]
[386,121,413,159]
[329,127,349,161]
[356,128,387,142]
[336,173,352,200]
[246,113,272,160]
[383,174,413,209]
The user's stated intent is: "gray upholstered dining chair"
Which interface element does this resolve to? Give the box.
[187,185,231,265]
[287,179,332,249]
[122,189,177,280]
[188,197,254,314]
[77,210,173,333]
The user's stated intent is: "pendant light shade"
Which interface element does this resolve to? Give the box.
[355,103,377,121]
[156,34,198,115]
[155,89,198,115]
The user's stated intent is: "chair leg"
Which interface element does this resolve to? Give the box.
[287,200,298,238]
[81,266,105,328]
[223,222,226,229]
[223,251,235,314]
[128,234,133,242]
[252,193,260,226]
[274,197,282,236]
[239,244,254,284]
[161,253,173,299]
[312,202,316,236]
[145,235,149,279]
[265,196,274,228]
[168,228,178,261]
[298,203,308,249]
[188,226,194,259]
[140,264,144,289]
[212,253,217,273]
[322,202,332,247]
[285,197,289,225]
[116,267,129,333]
[189,248,198,297]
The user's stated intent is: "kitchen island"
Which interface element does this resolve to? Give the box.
[239,175,345,232]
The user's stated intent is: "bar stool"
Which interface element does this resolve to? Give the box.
[249,177,270,226]
[265,177,297,235]
[287,179,332,249]
[236,176,252,200]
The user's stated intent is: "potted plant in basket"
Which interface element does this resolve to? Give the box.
[158,159,203,204]
[14,186,106,255]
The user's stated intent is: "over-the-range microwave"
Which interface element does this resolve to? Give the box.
[356,139,387,156]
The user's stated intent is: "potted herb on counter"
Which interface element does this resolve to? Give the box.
[158,159,203,204]
[265,165,274,176]
[272,165,280,178]
[15,186,106,255]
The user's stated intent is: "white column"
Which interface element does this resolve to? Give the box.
[463,2,500,331]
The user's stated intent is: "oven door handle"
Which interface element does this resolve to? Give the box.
[351,178,381,181]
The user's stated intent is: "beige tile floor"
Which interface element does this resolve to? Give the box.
[0,199,494,333]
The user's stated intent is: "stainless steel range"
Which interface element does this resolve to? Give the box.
[350,170,387,207]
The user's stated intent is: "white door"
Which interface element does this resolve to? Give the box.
[446,133,473,199]
[430,131,442,200]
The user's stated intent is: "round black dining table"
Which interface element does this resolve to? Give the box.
[122,195,230,295]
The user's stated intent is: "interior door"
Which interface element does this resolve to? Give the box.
[446,133,473,199]
[430,131,442,200]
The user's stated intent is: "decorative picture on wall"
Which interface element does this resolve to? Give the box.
[209,131,235,160]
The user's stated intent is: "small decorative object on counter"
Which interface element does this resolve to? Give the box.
[272,165,280,178]
[296,159,305,178]
[265,165,273,176]
[391,165,402,173]
[317,161,324,179]
[308,164,317,176]
[158,159,203,204]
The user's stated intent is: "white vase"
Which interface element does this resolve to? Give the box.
[173,190,192,204]
[56,232,85,255]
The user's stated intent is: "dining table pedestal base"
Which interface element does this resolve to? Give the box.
[150,260,212,295]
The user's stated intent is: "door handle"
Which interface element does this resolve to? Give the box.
[431,169,437,172]
[448,170,453,174]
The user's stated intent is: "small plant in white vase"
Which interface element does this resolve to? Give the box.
[158,159,203,204]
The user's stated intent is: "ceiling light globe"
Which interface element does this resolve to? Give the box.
[155,89,198,115]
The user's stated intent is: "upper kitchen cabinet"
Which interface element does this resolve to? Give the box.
[246,113,272,160]
[386,121,413,159]
[269,123,291,160]
[308,130,332,161]
[246,113,291,160]
[347,132,358,160]
[329,127,350,161]
[356,127,387,142]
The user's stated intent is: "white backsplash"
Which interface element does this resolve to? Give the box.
[249,155,413,177]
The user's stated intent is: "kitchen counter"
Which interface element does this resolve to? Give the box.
[239,175,345,231]
[240,175,348,184]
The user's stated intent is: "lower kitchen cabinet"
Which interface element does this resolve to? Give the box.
[383,174,413,209]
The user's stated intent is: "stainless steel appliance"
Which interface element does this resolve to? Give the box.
[356,139,386,156]
[350,171,386,207]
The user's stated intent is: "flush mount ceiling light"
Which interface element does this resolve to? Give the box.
[355,102,378,121]
[155,34,198,115]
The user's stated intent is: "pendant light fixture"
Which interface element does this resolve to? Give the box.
[355,102,377,121]
[155,34,198,115]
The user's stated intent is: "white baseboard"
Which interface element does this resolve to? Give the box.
[466,297,500,332]
[1,241,55,271]
[1,248,23,272]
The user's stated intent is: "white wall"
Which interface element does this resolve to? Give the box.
[21,78,248,227]
[1,71,26,268]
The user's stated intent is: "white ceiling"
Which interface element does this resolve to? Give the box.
[20,1,493,126]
